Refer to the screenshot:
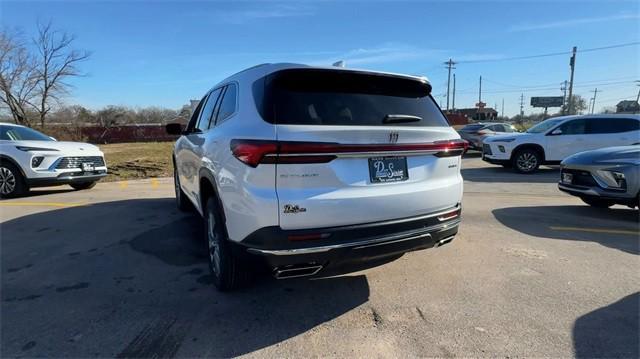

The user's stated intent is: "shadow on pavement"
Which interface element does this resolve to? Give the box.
[493,205,639,255]
[462,166,559,183]
[573,292,639,358]
[1,198,370,357]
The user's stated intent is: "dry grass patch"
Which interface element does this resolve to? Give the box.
[99,142,174,182]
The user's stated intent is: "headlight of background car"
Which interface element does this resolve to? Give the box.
[596,170,627,189]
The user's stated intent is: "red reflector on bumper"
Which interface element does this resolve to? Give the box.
[437,209,460,221]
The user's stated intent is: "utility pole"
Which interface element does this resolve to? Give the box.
[590,88,600,114]
[561,81,568,115]
[444,59,456,111]
[519,93,525,116]
[567,46,577,114]
[635,81,640,113]
[452,73,456,111]
[479,75,482,104]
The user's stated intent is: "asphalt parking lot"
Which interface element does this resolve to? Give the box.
[1,155,638,358]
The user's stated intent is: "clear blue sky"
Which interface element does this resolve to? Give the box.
[2,0,639,116]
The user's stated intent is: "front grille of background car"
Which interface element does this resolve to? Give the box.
[56,156,105,169]
[562,169,598,187]
[482,144,492,155]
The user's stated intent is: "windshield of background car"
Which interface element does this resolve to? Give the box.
[0,125,54,141]
[526,118,564,133]
[459,124,485,132]
[258,69,449,127]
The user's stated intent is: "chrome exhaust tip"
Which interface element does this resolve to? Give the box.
[436,235,455,247]
[273,264,323,279]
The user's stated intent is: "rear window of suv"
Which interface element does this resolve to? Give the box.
[256,69,449,127]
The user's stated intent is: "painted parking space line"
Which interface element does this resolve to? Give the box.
[550,226,639,236]
[0,202,87,208]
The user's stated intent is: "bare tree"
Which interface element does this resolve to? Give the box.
[0,29,38,126]
[31,21,90,127]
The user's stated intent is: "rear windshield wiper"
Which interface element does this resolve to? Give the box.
[383,114,422,123]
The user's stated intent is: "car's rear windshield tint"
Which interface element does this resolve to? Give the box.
[257,69,449,127]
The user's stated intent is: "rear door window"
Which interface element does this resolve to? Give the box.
[260,69,448,127]
[196,88,223,131]
[587,118,640,134]
[215,83,237,126]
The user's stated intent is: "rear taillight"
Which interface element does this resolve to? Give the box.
[229,140,278,167]
[230,139,468,167]
[433,139,469,157]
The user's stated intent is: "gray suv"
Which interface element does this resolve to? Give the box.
[558,145,639,208]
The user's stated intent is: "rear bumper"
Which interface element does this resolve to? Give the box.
[241,205,461,273]
[26,171,107,187]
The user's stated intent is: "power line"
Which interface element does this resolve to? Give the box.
[480,76,638,90]
[455,80,638,95]
[455,41,639,64]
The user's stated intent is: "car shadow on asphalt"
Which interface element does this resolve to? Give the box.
[462,166,559,183]
[573,292,639,358]
[1,198,371,357]
[492,205,639,255]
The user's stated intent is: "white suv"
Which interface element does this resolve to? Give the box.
[483,114,640,173]
[0,123,107,198]
[167,63,467,291]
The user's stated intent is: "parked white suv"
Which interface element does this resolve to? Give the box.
[0,123,107,198]
[167,63,467,291]
[483,114,640,173]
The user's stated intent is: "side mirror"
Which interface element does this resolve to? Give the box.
[166,123,184,135]
[550,128,562,135]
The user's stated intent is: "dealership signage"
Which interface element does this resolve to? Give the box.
[530,96,564,108]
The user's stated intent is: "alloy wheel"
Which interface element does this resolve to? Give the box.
[516,152,537,172]
[0,167,16,195]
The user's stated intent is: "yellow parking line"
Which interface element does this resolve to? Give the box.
[550,226,639,236]
[0,202,87,208]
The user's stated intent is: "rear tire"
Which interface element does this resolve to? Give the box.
[174,168,191,211]
[0,161,27,198]
[204,197,251,291]
[70,181,97,190]
[512,148,541,174]
[581,197,615,208]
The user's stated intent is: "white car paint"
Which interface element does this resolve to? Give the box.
[0,123,107,196]
[172,63,465,243]
[483,115,640,166]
